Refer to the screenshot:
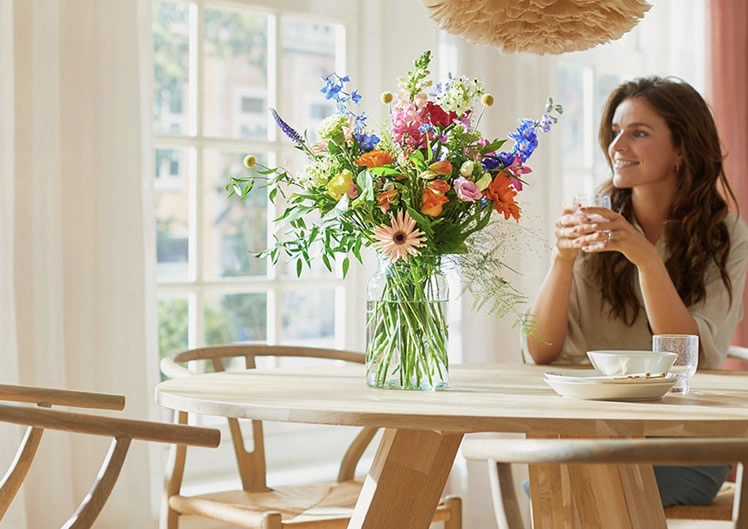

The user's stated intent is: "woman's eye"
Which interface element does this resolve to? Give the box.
[611,129,622,138]
[633,130,647,138]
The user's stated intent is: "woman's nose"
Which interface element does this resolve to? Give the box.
[609,133,627,153]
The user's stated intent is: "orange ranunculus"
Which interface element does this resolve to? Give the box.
[483,173,521,221]
[355,149,395,169]
[377,187,399,213]
[421,179,451,217]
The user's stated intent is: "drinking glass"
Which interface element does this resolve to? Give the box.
[572,193,611,249]
[652,334,699,394]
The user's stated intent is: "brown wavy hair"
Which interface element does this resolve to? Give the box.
[590,76,737,325]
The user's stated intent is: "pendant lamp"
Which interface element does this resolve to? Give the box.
[420,0,651,55]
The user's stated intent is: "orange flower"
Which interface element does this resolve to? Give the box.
[428,160,453,175]
[483,173,521,221]
[355,149,395,169]
[421,179,451,217]
[377,187,399,213]
[427,179,450,194]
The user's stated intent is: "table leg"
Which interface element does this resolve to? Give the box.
[347,428,463,529]
[529,462,668,529]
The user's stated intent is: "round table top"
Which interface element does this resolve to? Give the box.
[155,363,748,436]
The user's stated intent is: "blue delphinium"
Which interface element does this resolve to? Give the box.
[508,119,539,161]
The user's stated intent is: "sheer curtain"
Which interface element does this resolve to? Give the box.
[0,0,158,527]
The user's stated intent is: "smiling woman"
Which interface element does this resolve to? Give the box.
[526,74,748,508]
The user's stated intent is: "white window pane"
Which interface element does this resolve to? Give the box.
[158,294,189,360]
[279,17,341,138]
[280,288,335,343]
[204,149,268,278]
[153,1,192,135]
[203,7,269,139]
[204,292,267,344]
[155,147,192,282]
[593,72,623,175]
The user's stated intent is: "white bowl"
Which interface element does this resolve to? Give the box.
[587,350,677,376]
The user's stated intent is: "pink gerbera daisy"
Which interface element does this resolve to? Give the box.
[373,210,426,262]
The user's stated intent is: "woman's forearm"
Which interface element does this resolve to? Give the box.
[638,258,699,336]
[526,254,576,364]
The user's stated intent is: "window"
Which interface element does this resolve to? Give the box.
[152,0,356,359]
[552,0,706,201]
[152,0,363,485]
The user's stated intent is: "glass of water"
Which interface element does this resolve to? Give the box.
[652,334,699,394]
[572,193,611,249]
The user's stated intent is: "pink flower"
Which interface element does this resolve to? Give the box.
[505,153,532,191]
[391,98,425,147]
[373,210,426,262]
[453,176,482,201]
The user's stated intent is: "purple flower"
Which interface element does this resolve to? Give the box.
[270,108,305,147]
[540,113,554,133]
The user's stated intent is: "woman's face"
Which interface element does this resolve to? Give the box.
[607,97,682,192]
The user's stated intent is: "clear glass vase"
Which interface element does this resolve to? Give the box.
[365,257,449,390]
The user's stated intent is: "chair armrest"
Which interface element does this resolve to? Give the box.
[0,403,220,448]
[160,356,193,379]
[461,437,748,466]
[0,384,125,410]
[728,346,748,361]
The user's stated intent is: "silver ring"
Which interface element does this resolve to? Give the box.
[604,229,613,242]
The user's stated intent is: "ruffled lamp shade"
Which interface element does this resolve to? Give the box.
[420,0,651,55]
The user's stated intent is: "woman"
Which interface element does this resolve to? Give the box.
[527,76,748,506]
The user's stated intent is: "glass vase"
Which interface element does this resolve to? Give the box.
[365,257,449,390]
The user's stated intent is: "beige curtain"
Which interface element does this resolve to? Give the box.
[708,0,748,350]
[0,0,158,526]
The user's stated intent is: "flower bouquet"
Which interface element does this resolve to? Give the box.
[229,50,561,390]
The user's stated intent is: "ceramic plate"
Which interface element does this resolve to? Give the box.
[543,370,677,401]
[544,369,676,385]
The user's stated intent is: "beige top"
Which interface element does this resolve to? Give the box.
[558,212,748,369]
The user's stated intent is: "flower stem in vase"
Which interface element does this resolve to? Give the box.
[365,258,449,390]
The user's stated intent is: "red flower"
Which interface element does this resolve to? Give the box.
[419,101,458,127]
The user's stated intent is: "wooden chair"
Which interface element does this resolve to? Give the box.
[0,383,220,528]
[461,436,748,529]
[159,344,462,529]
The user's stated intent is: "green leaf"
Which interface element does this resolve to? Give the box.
[342,256,350,277]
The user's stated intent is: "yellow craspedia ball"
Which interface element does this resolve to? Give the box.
[481,94,495,107]
[243,155,256,168]
[380,92,394,104]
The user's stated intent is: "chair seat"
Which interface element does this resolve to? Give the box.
[170,479,456,527]
[663,481,735,521]
[170,480,361,526]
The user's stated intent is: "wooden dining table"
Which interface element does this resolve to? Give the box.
[155,362,748,529]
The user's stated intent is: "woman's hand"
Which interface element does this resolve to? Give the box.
[554,204,603,262]
[573,206,660,269]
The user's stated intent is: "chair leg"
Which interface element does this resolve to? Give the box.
[442,495,462,529]
[736,462,748,529]
[0,426,44,519]
[62,437,131,529]
[487,461,526,529]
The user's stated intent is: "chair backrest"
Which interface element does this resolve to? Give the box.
[0,384,219,529]
[161,344,376,493]
[461,436,748,529]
